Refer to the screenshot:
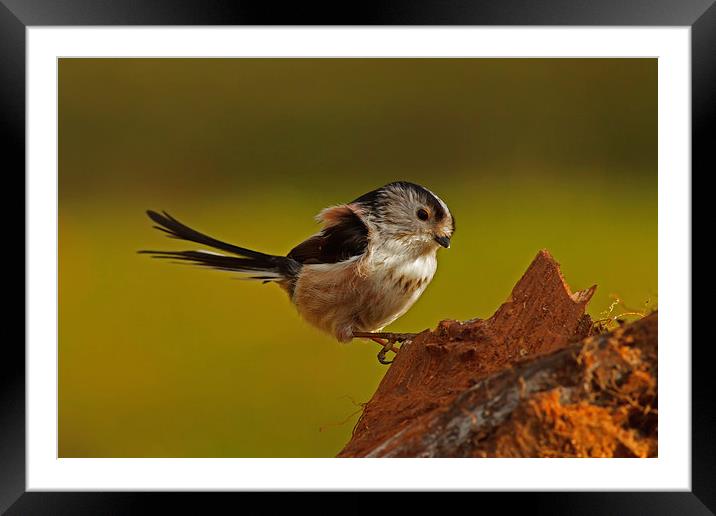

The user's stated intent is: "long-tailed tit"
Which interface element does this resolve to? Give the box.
[141,181,455,363]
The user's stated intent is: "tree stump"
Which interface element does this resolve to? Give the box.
[339,249,657,458]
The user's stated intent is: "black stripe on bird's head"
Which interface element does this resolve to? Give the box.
[350,181,455,251]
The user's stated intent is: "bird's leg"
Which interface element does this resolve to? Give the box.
[352,332,419,365]
[353,331,419,342]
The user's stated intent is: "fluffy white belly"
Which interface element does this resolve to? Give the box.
[291,249,438,342]
[365,250,437,330]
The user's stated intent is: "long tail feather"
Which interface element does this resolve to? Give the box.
[146,210,270,259]
[140,211,300,281]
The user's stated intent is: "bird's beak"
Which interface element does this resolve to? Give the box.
[434,235,451,248]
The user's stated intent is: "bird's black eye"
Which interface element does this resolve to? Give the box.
[416,208,429,221]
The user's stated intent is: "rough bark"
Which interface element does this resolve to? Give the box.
[339,249,657,458]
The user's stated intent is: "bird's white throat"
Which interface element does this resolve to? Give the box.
[370,241,438,284]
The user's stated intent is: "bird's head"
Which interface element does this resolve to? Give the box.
[352,181,455,254]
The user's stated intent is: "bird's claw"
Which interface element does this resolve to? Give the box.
[353,332,417,365]
[384,336,415,364]
[377,343,394,365]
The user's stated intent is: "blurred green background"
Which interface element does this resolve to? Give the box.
[59,58,657,457]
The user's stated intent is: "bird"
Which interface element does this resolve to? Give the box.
[140,181,455,364]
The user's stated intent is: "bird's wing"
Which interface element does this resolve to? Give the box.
[287,204,369,264]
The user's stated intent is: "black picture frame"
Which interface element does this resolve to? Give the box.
[2,1,709,512]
